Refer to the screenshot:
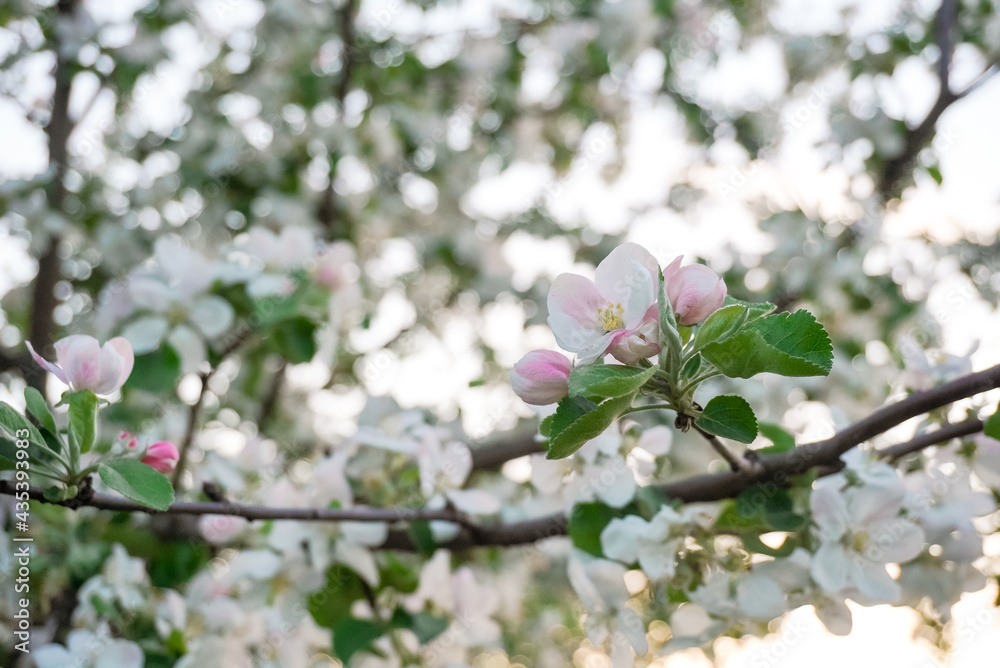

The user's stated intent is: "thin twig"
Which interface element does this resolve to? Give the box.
[317,0,359,238]
[0,479,479,529]
[170,329,255,489]
[692,424,751,473]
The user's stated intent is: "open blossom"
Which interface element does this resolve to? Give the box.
[810,479,924,602]
[312,241,359,291]
[511,349,572,405]
[547,243,661,364]
[27,335,134,395]
[662,256,727,325]
[142,441,180,473]
[600,504,716,579]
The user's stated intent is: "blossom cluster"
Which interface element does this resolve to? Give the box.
[511,243,726,405]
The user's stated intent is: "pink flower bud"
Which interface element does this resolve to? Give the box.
[142,441,180,474]
[27,335,134,395]
[511,350,572,405]
[662,257,727,326]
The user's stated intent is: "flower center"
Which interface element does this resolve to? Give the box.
[849,530,870,553]
[597,303,625,332]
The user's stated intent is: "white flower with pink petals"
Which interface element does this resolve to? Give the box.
[27,335,134,396]
[547,243,661,364]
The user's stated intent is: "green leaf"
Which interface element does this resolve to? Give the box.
[308,564,369,629]
[700,310,833,379]
[693,304,748,350]
[125,345,181,393]
[408,521,437,556]
[410,612,449,643]
[716,486,803,531]
[0,402,45,448]
[695,395,758,444]
[539,413,555,437]
[547,393,635,459]
[681,353,702,379]
[762,490,805,531]
[0,401,64,468]
[379,554,419,594]
[741,532,797,557]
[984,405,1000,440]
[568,502,628,557]
[568,365,656,399]
[66,390,99,454]
[333,618,384,663]
[24,387,57,435]
[722,296,775,322]
[270,316,317,364]
[97,460,175,511]
[0,454,16,471]
[548,396,598,441]
[756,422,795,454]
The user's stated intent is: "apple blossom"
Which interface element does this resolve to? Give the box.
[142,441,180,473]
[510,349,572,405]
[809,478,925,602]
[600,504,716,579]
[312,241,359,291]
[547,242,661,364]
[27,335,134,395]
[568,554,649,656]
[662,256,727,326]
[33,623,144,668]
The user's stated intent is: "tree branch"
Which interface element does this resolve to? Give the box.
[879,417,982,462]
[0,479,478,528]
[878,0,998,196]
[316,0,359,238]
[28,0,77,393]
[6,364,1000,552]
[171,329,255,489]
[469,432,544,471]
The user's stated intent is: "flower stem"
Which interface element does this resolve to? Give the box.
[622,403,676,416]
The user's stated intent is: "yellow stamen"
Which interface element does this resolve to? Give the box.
[850,530,870,552]
[597,303,625,331]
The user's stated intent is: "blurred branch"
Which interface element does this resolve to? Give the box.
[0,480,479,528]
[469,431,544,470]
[879,0,998,197]
[28,0,77,392]
[317,0,359,238]
[7,364,1000,552]
[256,359,287,428]
[880,417,982,462]
[171,329,256,490]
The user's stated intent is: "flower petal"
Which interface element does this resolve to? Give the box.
[737,573,786,620]
[26,340,69,384]
[810,484,850,541]
[56,335,102,391]
[594,243,659,302]
[190,295,235,339]
[849,559,900,602]
[865,518,924,563]
[547,273,604,350]
[121,316,170,355]
[600,515,647,564]
[811,542,849,593]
